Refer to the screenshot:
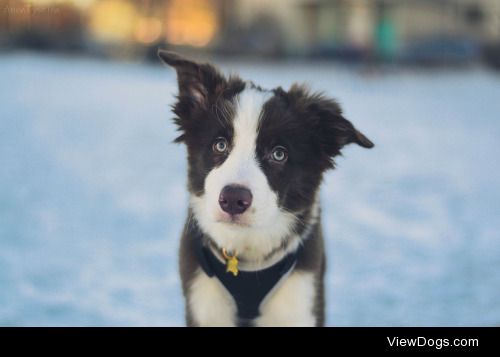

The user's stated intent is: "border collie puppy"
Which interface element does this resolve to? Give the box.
[159,51,373,327]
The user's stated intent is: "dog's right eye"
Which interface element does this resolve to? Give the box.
[213,137,229,154]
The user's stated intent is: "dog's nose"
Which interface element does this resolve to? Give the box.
[219,185,253,215]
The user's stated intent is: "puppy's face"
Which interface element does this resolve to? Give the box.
[160,51,373,259]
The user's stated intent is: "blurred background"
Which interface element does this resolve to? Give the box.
[1,0,499,326]
[2,0,500,66]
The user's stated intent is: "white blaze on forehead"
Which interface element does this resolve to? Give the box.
[222,88,270,182]
[235,87,269,138]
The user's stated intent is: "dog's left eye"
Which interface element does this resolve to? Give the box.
[270,146,288,163]
[213,137,229,153]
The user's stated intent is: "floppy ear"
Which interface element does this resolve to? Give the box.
[294,87,373,162]
[158,50,225,109]
[323,110,374,151]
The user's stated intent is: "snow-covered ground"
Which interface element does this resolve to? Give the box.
[1,53,499,326]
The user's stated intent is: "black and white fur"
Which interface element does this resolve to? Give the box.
[159,51,374,327]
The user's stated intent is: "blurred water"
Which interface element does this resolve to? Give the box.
[1,53,499,326]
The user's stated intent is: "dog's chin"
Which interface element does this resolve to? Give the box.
[204,210,256,235]
[216,219,251,228]
[215,212,252,227]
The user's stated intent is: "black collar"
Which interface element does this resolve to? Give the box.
[195,236,301,322]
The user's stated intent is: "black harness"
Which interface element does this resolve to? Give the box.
[196,239,301,323]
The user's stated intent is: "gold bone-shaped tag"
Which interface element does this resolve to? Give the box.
[222,249,239,277]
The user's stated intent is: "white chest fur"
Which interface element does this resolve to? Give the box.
[188,269,316,327]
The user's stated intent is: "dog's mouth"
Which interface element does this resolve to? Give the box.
[215,213,252,227]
